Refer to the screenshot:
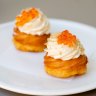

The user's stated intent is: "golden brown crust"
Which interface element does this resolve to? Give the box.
[13,27,50,52]
[44,54,88,78]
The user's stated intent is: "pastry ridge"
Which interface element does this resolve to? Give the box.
[13,27,50,52]
[44,54,88,78]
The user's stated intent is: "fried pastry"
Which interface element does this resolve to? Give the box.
[44,30,88,78]
[13,8,50,52]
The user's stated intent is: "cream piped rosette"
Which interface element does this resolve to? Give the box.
[15,8,50,35]
[45,30,84,60]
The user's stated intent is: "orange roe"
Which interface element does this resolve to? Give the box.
[16,8,39,26]
[57,30,77,47]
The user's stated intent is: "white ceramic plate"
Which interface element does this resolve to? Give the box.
[0,19,96,95]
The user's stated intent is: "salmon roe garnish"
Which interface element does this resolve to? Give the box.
[16,8,39,26]
[57,30,77,47]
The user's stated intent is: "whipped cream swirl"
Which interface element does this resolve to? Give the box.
[45,33,84,60]
[16,9,50,35]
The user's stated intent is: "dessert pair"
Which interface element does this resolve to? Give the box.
[13,8,88,78]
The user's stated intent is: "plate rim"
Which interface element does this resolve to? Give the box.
[0,80,96,95]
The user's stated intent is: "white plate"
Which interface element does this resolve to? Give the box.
[0,19,96,95]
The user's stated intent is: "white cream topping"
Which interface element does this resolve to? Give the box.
[45,33,84,60]
[16,9,50,35]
